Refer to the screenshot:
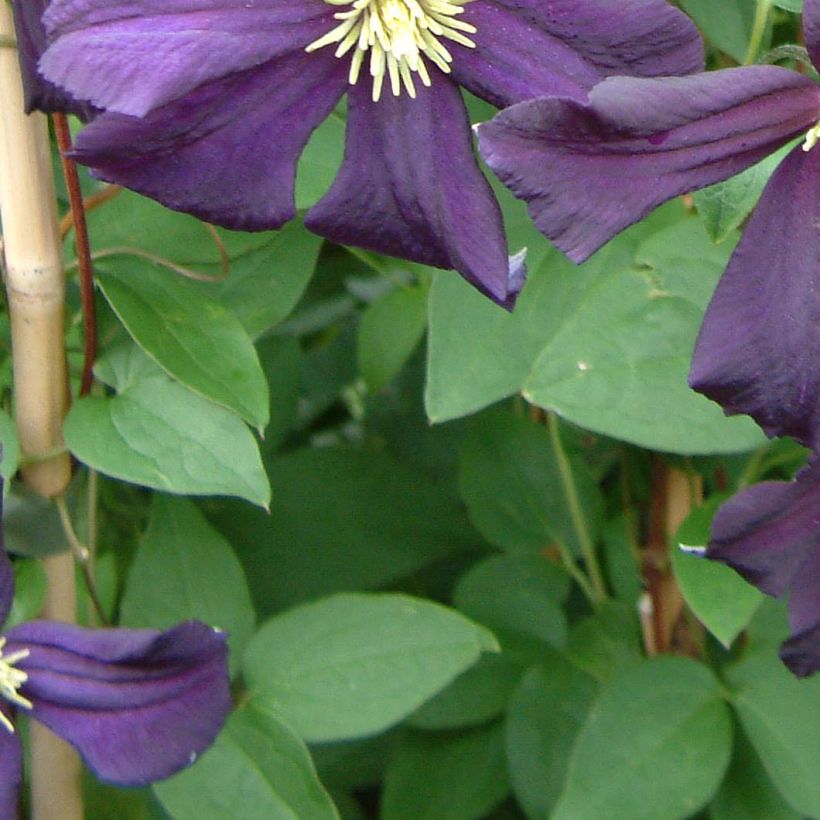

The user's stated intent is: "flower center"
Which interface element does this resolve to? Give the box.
[306,0,476,101]
[0,638,32,733]
[803,122,820,152]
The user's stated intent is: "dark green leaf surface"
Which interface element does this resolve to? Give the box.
[382,723,509,820]
[242,593,497,742]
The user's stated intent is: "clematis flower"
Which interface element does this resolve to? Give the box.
[0,505,231,813]
[8,0,90,119]
[477,1,820,673]
[23,0,702,308]
[705,460,820,677]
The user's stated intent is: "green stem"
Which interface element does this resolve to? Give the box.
[744,0,773,65]
[547,412,607,601]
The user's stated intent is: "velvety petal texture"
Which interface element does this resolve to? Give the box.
[41,0,336,116]
[804,0,820,73]
[5,620,231,784]
[708,461,820,677]
[690,145,820,449]
[306,76,522,307]
[478,67,820,261]
[9,0,91,118]
[71,51,347,231]
[0,713,22,820]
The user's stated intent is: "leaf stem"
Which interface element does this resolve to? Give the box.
[547,412,607,601]
[53,113,97,397]
[744,0,773,65]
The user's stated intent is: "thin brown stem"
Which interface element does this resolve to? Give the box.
[53,113,96,397]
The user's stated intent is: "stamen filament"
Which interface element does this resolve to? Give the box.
[307,0,476,101]
[0,637,32,733]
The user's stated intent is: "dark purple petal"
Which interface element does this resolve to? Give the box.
[690,144,820,448]
[450,0,602,108]
[707,461,820,598]
[486,0,703,79]
[41,0,336,116]
[9,0,92,118]
[477,66,820,261]
[5,620,230,785]
[779,548,820,677]
[306,75,522,308]
[0,710,22,819]
[69,50,346,232]
[804,0,820,72]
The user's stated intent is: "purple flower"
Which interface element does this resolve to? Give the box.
[26,0,702,308]
[477,2,820,673]
[0,527,231,813]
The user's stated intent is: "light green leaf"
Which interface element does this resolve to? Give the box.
[382,723,509,820]
[97,259,268,429]
[727,651,820,817]
[358,286,427,393]
[506,658,598,819]
[4,559,46,630]
[153,707,339,820]
[120,495,256,676]
[694,143,794,244]
[427,214,764,454]
[672,496,763,647]
[65,347,270,507]
[0,410,19,479]
[552,657,732,820]
[242,593,498,743]
[296,108,345,211]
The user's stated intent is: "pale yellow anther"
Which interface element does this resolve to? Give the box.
[0,638,31,733]
[803,122,820,152]
[306,0,476,101]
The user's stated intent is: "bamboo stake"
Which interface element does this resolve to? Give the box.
[0,5,82,819]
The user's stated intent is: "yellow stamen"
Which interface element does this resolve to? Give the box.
[0,637,32,733]
[306,0,476,101]
[803,122,820,152]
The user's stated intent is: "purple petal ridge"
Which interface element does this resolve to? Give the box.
[708,462,820,677]
[478,67,820,261]
[6,620,231,784]
[690,145,820,449]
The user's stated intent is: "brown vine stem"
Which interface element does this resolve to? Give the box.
[0,5,82,819]
[52,113,96,397]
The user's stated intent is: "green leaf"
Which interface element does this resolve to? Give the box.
[694,144,794,244]
[459,408,604,554]
[0,410,20,479]
[407,654,524,731]
[382,723,509,820]
[257,335,303,455]
[772,0,802,9]
[357,287,427,393]
[552,657,732,820]
[678,0,758,62]
[65,346,270,507]
[4,559,46,629]
[120,495,256,676]
[296,108,344,211]
[153,707,339,820]
[97,258,268,429]
[201,220,322,338]
[427,214,764,454]
[710,726,801,820]
[208,447,482,615]
[672,496,763,647]
[565,601,643,683]
[505,658,598,819]
[727,651,820,817]
[242,593,498,743]
[453,553,569,651]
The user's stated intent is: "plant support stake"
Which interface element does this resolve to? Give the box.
[0,4,82,819]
